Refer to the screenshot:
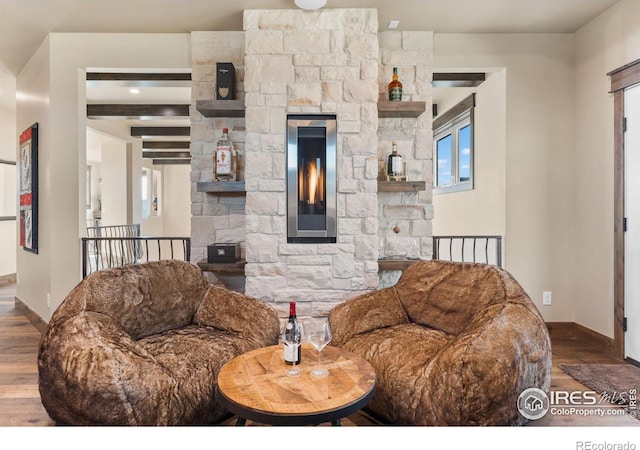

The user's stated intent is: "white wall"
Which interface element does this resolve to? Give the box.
[0,68,17,277]
[16,33,190,320]
[163,164,191,237]
[434,34,576,322]
[16,37,51,320]
[100,139,129,226]
[573,0,640,338]
[432,69,507,239]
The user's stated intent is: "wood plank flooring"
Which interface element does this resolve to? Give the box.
[0,283,638,427]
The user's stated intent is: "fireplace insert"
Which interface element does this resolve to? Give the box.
[286,114,337,243]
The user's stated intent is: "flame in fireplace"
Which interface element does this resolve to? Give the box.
[308,160,318,204]
[298,158,324,205]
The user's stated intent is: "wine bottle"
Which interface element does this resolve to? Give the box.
[214,128,237,181]
[283,301,302,365]
[388,67,403,102]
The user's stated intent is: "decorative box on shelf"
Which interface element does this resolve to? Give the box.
[207,243,241,263]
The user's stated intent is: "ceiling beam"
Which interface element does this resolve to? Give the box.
[432,73,486,88]
[131,126,190,137]
[143,151,191,159]
[152,158,191,165]
[86,72,191,81]
[142,141,190,150]
[87,104,189,119]
[86,72,191,88]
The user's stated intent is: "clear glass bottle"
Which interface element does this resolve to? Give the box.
[214,128,237,181]
[388,67,403,102]
[387,141,404,179]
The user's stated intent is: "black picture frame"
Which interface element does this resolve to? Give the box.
[19,123,38,254]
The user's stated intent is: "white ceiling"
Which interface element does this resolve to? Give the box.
[1,0,622,160]
[0,0,622,76]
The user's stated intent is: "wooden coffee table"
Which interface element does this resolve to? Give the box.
[217,344,376,426]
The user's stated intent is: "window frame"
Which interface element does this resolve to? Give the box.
[433,94,475,195]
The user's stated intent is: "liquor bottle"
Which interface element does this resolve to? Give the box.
[387,141,404,179]
[214,128,237,181]
[388,67,403,102]
[283,301,302,365]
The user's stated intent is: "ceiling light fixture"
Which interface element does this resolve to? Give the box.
[388,20,400,29]
[294,0,327,10]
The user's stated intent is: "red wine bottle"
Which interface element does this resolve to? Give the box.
[283,301,302,365]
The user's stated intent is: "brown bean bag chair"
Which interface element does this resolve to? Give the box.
[328,260,551,425]
[38,260,280,425]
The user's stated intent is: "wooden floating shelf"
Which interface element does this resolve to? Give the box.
[378,180,426,192]
[378,101,427,118]
[197,260,246,275]
[196,181,246,195]
[196,100,245,117]
[378,258,421,272]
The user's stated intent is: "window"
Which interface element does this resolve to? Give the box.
[433,94,475,194]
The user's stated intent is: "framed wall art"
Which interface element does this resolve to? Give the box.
[19,123,38,254]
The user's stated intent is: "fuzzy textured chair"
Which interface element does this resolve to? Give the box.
[38,260,280,425]
[328,260,552,426]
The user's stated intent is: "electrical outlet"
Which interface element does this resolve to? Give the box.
[46,293,51,308]
[543,291,552,306]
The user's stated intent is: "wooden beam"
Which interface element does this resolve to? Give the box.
[131,126,190,137]
[377,101,426,118]
[432,72,486,87]
[196,100,245,117]
[142,141,190,149]
[142,151,191,159]
[87,72,191,81]
[152,158,191,165]
[87,104,189,118]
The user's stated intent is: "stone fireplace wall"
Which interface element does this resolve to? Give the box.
[378,31,434,287]
[190,32,247,261]
[189,10,433,317]
[243,9,380,317]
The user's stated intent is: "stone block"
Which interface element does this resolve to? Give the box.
[294,53,348,67]
[383,205,425,220]
[343,80,379,103]
[339,218,363,235]
[286,255,332,266]
[295,67,321,82]
[295,9,346,31]
[338,178,358,194]
[245,234,280,263]
[284,31,331,54]
[287,265,332,289]
[343,134,377,156]
[346,193,377,218]
[321,81,343,103]
[345,33,379,60]
[332,254,355,279]
[245,108,271,133]
[245,192,280,215]
[288,83,322,107]
[345,9,378,33]
[336,103,360,121]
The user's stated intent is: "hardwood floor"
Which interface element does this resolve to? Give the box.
[0,282,638,427]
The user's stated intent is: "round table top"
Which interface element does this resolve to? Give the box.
[217,344,376,425]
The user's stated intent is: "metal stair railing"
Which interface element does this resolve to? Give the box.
[432,235,503,267]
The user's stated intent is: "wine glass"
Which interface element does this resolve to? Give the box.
[282,321,304,377]
[306,319,332,378]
